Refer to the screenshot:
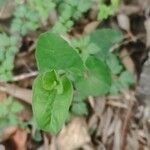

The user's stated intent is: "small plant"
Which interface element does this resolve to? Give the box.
[0,97,24,134]
[52,0,92,33]
[32,28,135,134]
[11,4,40,36]
[107,53,135,94]
[28,0,55,22]
[0,33,18,81]
[0,0,92,81]
[98,0,120,20]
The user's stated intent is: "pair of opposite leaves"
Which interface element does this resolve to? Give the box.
[32,31,112,133]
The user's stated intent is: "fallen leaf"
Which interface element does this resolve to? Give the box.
[12,129,27,150]
[57,117,90,150]
[0,126,17,142]
[0,83,32,104]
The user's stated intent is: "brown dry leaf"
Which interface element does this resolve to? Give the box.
[0,126,17,142]
[38,135,51,150]
[102,108,113,144]
[0,91,7,101]
[107,114,119,138]
[142,108,150,148]
[84,21,99,34]
[48,136,57,150]
[96,141,106,150]
[107,100,127,109]
[119,48,136,75]
[49,10,58,26]
[144,18,150,47]
[117,13,130,32]
[95,97,106,116]
[88,114,98,132]
[0,83,32,104]
[119,4,141,15]
[0,0,15,20]
[96,109,107,137]
[0,145,5,150]
[113,118,122,150]
[126,133,139,150]
[137,0,150,10]
[12,129,27,150]
[82,143,95,150]
[57,117,90,150]
[88,1,98,21]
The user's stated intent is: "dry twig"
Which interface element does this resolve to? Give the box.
[12,71,38,82]
[121,96,135,150]
[0,83,32,104]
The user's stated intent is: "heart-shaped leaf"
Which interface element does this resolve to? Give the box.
[36,31,84,77]
[76,56,111,98]
[32,70,73,134]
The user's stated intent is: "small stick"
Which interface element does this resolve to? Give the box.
[88,96,95,109]
[0,83,32,104]
[107,100,127,109]
[12,71,38,82]
[121,99,135,150]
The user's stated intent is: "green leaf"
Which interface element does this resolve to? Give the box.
[109,71,135,94]
[106,53,123,74]
[98,0,120,20]
[90,29,123,56]
[0,0,5,6]
[119,71,135,88]
[0,33,10,47]
[76,56,111,98]
[11,101,23,113]
[109,80,122,94]
[112,0,120,8]
[32,70,73,133]
[33,129,42,142]
[42,70,58,91]
[71,102,88,115]
[73,91,84,102]
[98,4,113,20]
[8,114,19,126]
[36,31,84,77]
[42,70,64,94]
[0,104,7,117]
[71,36,99,62]
[29,0,55,21]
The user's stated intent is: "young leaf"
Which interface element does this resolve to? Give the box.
[119,71,135,88]
[106,53,123,74]
[109,71,135,94]
[98,4,113,20]
[76,56,111,98]
[90,29,123,56]
[11,101,23,113]
[42,70,59,91]
[109,80,122,94]
[36,31,84,77]
[71,102,88,116]
[32,70,73,133]
[71,35,99,62]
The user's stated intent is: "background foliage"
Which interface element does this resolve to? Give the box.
[0,0,134,135]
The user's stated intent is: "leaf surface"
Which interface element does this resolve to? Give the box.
[71,102,88,115]
[76,56,111,98]
[32,70,73,133]
[36,31,84,77]
[90,29,123,56]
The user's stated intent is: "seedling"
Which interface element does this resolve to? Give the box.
[0,33,18,81]
[0,97,24,134]
[98,0,120,20]
[32,28,135,134]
